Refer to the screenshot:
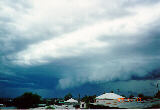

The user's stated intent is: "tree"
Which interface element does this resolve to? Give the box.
[138,93,144,99]
[81,95,96,109]
[81,95,96,103]
[46,106,54,109]
[129,94,134,98]
[64,93,72,101]
[110,91,114,93]
[14,92,41,109]
[121,94,126,98]
[155,91,160,98]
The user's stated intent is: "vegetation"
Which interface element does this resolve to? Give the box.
[155,90,160,98]
[110,91,114,93]
[138,93,144,98]
[46,106,54,109]
[81,95,96,103]
[64,93,72,101]
[81,95,96,108]
[121,94,126,97]
[0,98,14,106]
[129,94,134,98]
[13,92,41,109]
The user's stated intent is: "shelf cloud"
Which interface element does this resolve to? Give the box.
[0,0,160,97]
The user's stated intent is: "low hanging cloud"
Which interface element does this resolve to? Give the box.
[1,0,160,90]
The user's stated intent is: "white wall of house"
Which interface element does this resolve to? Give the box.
[80,102,86,108]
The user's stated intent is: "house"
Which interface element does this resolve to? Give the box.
[58,101,65,105]
[64,98,78,104]
[95,93,125,106]
[0,104,4,107]
[80,102,86,109]
[38,104,46,107]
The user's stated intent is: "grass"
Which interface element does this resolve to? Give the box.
[46,106,55,109]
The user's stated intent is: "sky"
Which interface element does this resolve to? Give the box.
[0,0,160,98]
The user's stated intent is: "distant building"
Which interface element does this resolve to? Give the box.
[0,104,4,107]
[38,104,46,107]
[64,98,78,104]
[95,93,125,106]
[58,100,65,105]
[80,102,86,109]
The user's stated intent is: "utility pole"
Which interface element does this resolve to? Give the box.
[117,89,120,94]
[157,83,159,92]
[78,93,80,103]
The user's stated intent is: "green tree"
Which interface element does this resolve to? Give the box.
[64,93,72,101]
[46,106,55,109]
[81,95,96,109]
[14,92,41,109]
[81,95,96,103]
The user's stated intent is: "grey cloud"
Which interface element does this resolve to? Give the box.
[0,0,160,97]
[57,29,160,88]
[121,0,160,6]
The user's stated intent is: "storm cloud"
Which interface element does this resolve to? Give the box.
[0,0,160,97]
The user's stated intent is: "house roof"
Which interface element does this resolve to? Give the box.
[65,98,78,103]
[96,93,125,99]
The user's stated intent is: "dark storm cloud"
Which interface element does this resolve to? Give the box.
[1,0,160,97]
